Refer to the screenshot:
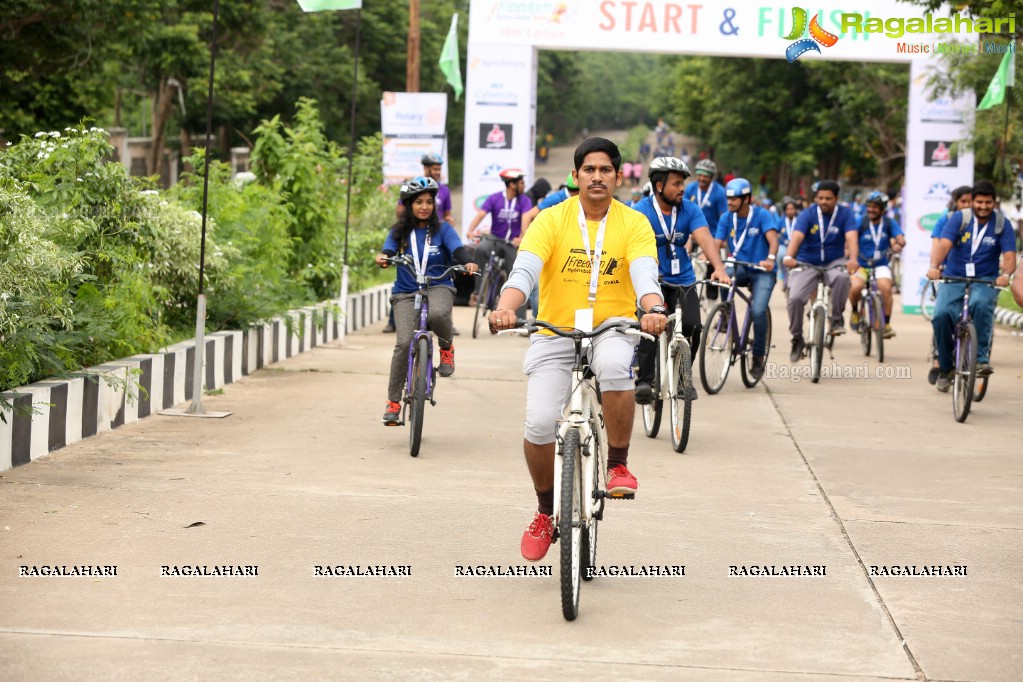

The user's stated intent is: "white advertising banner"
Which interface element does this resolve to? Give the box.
[901,56,975,313]
[381,92,449,186]
[460,43,537,235]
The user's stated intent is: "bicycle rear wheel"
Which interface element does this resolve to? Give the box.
[740,308,771,388]
[642,340,662,438]
[920,282,937,321]
[408,337,430,457]
[952,322,977,423]
[699,303,731,394]
[811,309,825,383]
[872,294,885,363]
[559,429,582,620]
[670,341,693,453]
[859,301,872,357]
[472,271,489,339]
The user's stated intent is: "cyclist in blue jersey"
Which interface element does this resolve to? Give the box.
[375,177,478,424]
[776,199,799,289]
[714,178,778,380]
[634,157,730,403]
[849,191,905,338]
[782,180,859,361]
[925,186,972,383]
[927,180,1016,390]
[684,159,728,300]
[626,186,643,207]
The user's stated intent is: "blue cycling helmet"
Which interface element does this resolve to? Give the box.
[421,152,443,166]
[865,190,889,206]
[400,176,439,202]
[725,178,752,198]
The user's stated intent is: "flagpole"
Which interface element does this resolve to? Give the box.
[337,7,362,347]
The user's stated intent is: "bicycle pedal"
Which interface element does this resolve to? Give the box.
[607,492,635,500]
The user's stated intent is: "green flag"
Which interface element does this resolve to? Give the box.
[297,0,361,12]
[439,14,463,101]
[977,50,1016,110]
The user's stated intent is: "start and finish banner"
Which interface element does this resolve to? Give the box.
[381,92,448,186]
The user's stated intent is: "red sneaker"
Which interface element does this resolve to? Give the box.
[438,346,455,377]
[607,465,638,495]
[520,512,554,561]
[382,401,401,425]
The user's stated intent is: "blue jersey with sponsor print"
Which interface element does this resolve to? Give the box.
[939,210,1016,279]
[715,206,777,265]
[793,204,857,265]
[538,188,570,210]
[856,216,903,267]
[383,222,464,293]
[632,195,709,285]
[683,181,728,232]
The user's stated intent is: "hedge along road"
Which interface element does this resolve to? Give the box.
[0,288,1021,679]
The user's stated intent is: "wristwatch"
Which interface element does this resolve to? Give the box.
[767,254,776,260]
[647,304,668,315]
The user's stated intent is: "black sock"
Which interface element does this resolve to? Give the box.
[536,488,554,517]
[607,445,629,470]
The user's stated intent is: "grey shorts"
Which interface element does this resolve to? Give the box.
[521,318,638,445]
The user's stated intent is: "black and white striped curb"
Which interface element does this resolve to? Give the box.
[0,283,392,471]
[994,305,1023,330]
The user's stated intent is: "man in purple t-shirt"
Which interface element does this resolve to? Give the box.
[466,168,532,309]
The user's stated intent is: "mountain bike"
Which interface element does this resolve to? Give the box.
[501,318,652,621]
[940,275,996,423]
[699,261,772,394]
[792,262,845,383]
[854,253,888,363]
[472,235,507,339]
[641,280,697,452]
[383,255,476,456]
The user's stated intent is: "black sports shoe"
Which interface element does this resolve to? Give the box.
[789,336,805,362]
[751,356,766,381]
[634,382,654,405]
[927,366,940,385]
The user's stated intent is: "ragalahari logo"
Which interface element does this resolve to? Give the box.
[784,9,840,62]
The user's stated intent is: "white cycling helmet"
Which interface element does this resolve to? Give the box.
[648,156,691,180]
[694,159,717,177]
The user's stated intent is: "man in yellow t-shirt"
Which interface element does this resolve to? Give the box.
[489,137,668,562]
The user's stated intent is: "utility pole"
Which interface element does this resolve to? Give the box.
[406,0,420,92]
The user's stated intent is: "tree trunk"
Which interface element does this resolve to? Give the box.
[180,128,194,179]
[147,78,176,176]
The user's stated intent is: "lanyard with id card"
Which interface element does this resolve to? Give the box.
[409,229,431,309]
[575,203,609,334]
[965,215,988,278]
[655,206,680,275]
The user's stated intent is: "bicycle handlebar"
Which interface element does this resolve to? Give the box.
[381,255,479,281]
[940,275,997,286]
[791,261,847,272]
[860,249,894,268]
[724,258,768,271]
[497,318,655,342]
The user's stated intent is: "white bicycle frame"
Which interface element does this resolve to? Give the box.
[808,278,830,351]
[552,358,605,534]
[656,307,687,403]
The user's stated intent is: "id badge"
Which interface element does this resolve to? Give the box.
[574,308,594,333]
[670,259,681,275]
[965,262,976,278]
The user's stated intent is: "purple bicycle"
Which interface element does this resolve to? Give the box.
[383,255,476,456]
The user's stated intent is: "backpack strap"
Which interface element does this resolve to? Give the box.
[959,208,1005,236]
[958,208,973,234]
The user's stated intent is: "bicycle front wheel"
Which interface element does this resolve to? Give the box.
[408,336,430,457]
[859,301,872,357]
[975,332,992,401]
[920,282,937,321]
[952,322,977,423]
[811,310,825,383]
[670,340,693,453]
[642,340,662,438]
[740,308,771,388]
[559,429,582,620]
[581,417,602,582]
[872,294,885,363]
[699,303,731,394]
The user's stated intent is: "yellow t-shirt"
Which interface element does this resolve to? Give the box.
[519,196,657,331]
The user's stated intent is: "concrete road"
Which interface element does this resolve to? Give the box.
[1,296,1020,681]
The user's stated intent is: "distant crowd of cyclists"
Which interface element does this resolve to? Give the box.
[374,133,1021,561]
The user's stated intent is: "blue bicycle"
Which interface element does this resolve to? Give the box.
[384,255,476,456]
